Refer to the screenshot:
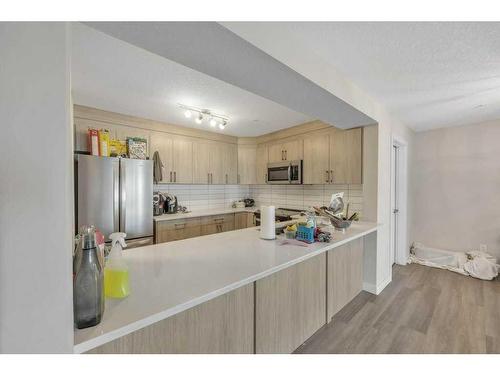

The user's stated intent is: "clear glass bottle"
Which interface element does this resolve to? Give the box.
[73,226,105,329]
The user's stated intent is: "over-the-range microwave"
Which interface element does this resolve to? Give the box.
[266,160,303,184]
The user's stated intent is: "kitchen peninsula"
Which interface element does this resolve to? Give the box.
[75,221,378,354]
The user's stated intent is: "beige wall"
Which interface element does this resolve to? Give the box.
[412,120,500,258]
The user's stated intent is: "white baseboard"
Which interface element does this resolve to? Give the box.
[363,275,392,295]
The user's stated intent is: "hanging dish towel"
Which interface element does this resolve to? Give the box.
[152,151,163,184]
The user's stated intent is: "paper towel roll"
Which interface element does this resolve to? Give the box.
[260,205,276,240]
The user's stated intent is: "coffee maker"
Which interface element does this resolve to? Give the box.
[153,192,167,216]
[164,193,178,214]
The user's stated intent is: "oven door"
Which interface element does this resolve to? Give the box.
[267,160,302,184]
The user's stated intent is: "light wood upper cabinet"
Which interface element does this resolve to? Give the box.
[172,136,193,184]
[330,128,362,184]
[268,139,303,163]
[193,141,237,184]
[150,133,193,183]
[114,125,151,157]
[209,143,225,185]
[282,139,302,161]
[256,144,268,184]
[237,145,257,184]
[268,143,284,163]
[193,142,211,184]
[150,131,173,183]
[303,132,330,184]
[223,143,238,184]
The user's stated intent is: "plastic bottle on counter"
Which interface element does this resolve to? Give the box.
[104,232,130,299]
[73,225,105,329]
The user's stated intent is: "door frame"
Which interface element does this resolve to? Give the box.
[390,135,408,265]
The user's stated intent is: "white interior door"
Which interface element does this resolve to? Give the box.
[390,136,408,266]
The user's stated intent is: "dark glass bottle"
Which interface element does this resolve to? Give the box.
[73,226,105,329]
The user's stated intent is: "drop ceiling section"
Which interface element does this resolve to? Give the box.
[71,23,313,137]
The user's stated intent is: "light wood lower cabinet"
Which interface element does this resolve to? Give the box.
[235,212,256,230]
[200,214,235,236]
[255,253,327,354]
[327,237,364,320]
[87,283,254,354]
[154,218,201,243]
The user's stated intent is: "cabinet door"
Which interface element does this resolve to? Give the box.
[327,237,364,320]
[282,139,302,161]
[256,144,269,184]
[235,212,248,230]
[303,133,330,184]
[193,142,211,184]
[268,143,284,163]
[172,136,193,184]
[150,132,173,183]
[237,145,257,184]
[223,143,238,184]
[209,143,225,184]
[330,128,362,184]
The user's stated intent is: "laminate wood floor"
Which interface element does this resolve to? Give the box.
[295,263,500,354]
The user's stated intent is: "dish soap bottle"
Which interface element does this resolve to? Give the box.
[74,225,105,329]
[104,232,130,299]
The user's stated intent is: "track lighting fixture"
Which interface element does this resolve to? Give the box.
[178,104,229,131]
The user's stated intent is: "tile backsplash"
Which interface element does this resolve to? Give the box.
[250,184,363,218]
[155,184,363,218]
[154,184,251,211]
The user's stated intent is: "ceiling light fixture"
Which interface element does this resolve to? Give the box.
[178,103,229,130]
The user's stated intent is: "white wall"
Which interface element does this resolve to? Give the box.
[412,120,500,258]
[0,23,74,353]
[224,26,415,293]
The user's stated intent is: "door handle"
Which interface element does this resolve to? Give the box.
[325,170,329,183]
[393,209,399,214]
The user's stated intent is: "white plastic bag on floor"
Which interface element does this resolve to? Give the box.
[463,251,499,280]
[410,242,499,280]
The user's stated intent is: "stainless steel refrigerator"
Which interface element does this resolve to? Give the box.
[76,155,153,248]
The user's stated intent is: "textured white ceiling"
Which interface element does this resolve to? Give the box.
[223,22,500,132]
[71,23,312,137]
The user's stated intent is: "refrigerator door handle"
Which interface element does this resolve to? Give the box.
[113,160,120,233]
[120,161,126,233]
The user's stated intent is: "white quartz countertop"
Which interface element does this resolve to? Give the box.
[153,207,257,221]
[74,221,379,353]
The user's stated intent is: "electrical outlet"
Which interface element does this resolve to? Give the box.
[479,244,487,252]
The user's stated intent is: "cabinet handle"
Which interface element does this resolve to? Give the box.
[285,150,287,160]
[174,171,176,183]
[170,171,172,183]
[330,170,333,183]
[281,150,284,160]
[174,223,186,229]
[225,174,228,184]
[211,173,213,184]
[208,173,210,184]
[237,174,240,184]
[265,173,268,184]
[325,170,329,183]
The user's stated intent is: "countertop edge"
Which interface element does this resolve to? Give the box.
[74,224,379,353]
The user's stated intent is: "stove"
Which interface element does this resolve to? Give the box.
[254,207,305,225]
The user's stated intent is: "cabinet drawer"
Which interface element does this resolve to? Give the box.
[158,217,201,230]
[200,214,235,225]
